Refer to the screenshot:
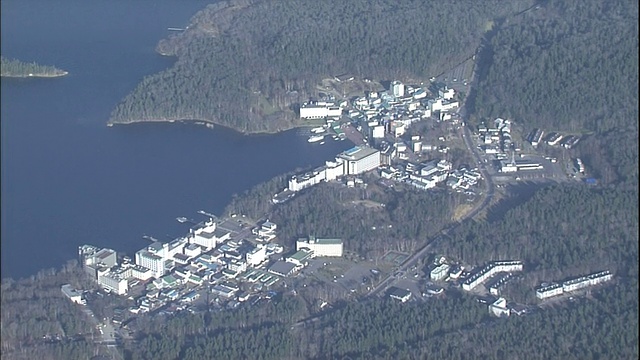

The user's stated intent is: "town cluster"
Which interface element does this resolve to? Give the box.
[68,217,343,314]
[389,254,613,318]
[276,80,481,202]
[60,78,605,321]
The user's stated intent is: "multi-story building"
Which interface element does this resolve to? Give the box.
[299,102,342,119]
[296,236,343,257]
[325,159,346,181]
[489,297,510,317]
[391,81,405,98]
[536,270,613,300]
[286,249,314,267]
[184,243,203,259]
[438,87,455,100]
[97,268,129,295]
[135,250,166,279]
[535,283,564,300]
[338,146,381,175]
[61,284,86,305]
[246,245,267,266]
[131,265,154,281]
[288,168,326,192]
[462,260,523,291]
[563,270,613,293]
[430,263,451,281]
[188,218,230,250]
[78,245,118,279]
[486,273,513,296]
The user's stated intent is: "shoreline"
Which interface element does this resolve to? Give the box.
[1,71,69,78]
[106,117,320,136]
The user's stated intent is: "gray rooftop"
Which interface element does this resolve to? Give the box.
[268,261,296,276]
[338,146,380,161]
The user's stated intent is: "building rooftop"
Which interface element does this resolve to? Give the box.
[289,249,313,262]
[148,241,164,252]
[61,284,82,298]
[213,228,230,238]
[269,261,297,276]
[388,286,411,299]
[299,236,343,245]
[96,248,115,260]
[338,146,379,161]
[138,251,162,261]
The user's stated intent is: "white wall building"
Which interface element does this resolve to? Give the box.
[300,103,342,119]
[135,250,166,279]
[189,218,230,250]
[338,146,381,175]
[462,260,523,291]
[536,283,564,300]
[61,284,85,305]
[430,263,451,281]
[246,245,267,266]
[372,125,385,139]
[97,269,129,295]
[325,159,346,181]
[391,81,405,98]
[184,243,203,259]
[296,236,343,257]
[288,168,326,192]
[131,265,154,281]
[428,99,443,112]
[439,88,455,100]
[489,297,510,317]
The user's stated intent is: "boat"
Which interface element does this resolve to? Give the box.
[176,217,188,223]
[310,126,325,134]
[308,134,324,143]
[319,141,325,145]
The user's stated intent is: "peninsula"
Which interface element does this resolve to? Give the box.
[107,0,527,134]
[0,56,68,78]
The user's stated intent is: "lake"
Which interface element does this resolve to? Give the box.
[1,0,353,280]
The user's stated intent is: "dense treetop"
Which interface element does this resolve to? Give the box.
[439,184,638,271]
[0,56,68,77]
[108,0,534,132]
[472,0,638,184]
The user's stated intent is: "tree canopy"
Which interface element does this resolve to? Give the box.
[108,0,534,133]
[0,56,67,77]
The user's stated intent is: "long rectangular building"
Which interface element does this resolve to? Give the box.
[535,270,613,300]
[462,260,523,291]
[296,236,343,257]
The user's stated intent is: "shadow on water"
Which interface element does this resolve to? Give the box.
[486,181,552,223]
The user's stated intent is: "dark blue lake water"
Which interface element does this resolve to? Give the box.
[1,0,352,280]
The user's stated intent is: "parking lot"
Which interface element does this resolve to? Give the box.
[298,257,389,295]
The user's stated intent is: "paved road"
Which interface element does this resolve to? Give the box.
[368,89,495,298]
[80,307,124,360]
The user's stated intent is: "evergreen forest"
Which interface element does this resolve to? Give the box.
[0,57,68,77]
[108,0,534,132]
[2,0,638,359]
[472,0,638,185]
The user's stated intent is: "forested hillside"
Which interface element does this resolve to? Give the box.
[434,184,638,302]
[120,278,637,359]
[108,0,534,133]
[225,177,461,258]
[473,0,638,184]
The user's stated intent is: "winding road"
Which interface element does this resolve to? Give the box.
[367,84,496,298]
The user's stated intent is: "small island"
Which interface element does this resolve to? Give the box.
[1,56,68,78]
